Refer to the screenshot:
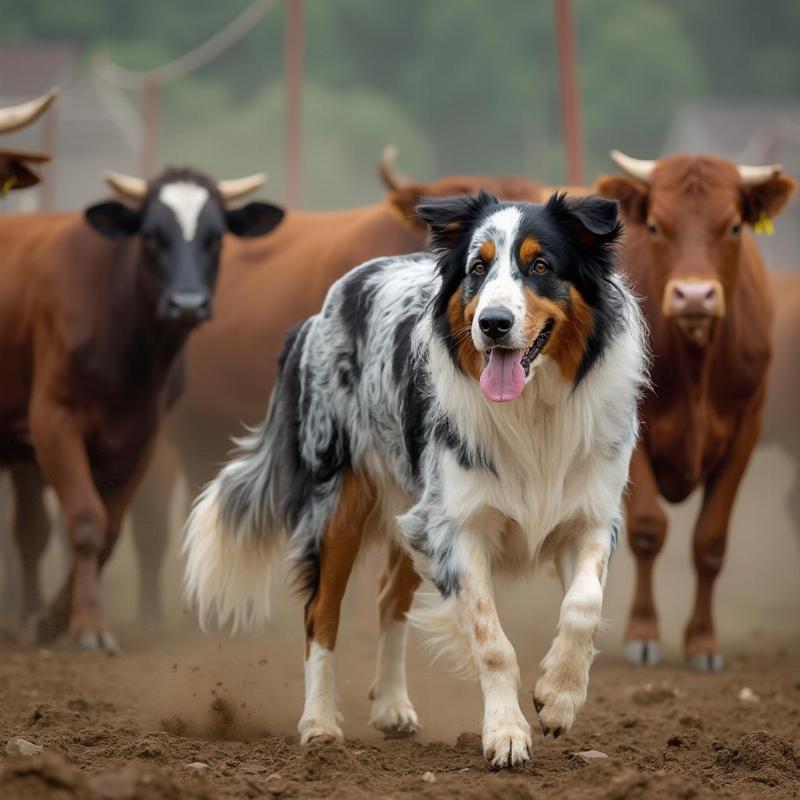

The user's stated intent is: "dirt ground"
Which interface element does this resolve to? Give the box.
[0,446,799,799]
[1,637,799,800]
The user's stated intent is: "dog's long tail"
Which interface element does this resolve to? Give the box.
[182,396,284,633]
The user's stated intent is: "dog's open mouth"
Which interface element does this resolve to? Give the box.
[479,320,554,403]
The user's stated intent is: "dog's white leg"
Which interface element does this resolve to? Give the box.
[370,542,421,734]
[534,525,611,737]
[457,532,531,768]
[299,641,343,744]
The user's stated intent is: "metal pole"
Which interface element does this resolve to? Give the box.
[554,0,584,185]
[284,0,304,208]
[141,77,161,178]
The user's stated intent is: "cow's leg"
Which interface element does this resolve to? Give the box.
[9,464,51,620]
[129,438,181,624]
[788,460,800,542]
[0,474,22,621]
[685,391,764,672]
[623,444,667,665]
[29,402,114,650]
[299,471,372,745]
[369,540,421,735]
[534,524,612,737]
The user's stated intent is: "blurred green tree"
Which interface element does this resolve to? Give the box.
[2,0,797,203]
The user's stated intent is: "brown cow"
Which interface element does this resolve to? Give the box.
[762,270,800,535]
[596,151,795,670]
[0,88,59,618]
[125,150,546,621]
[0,167,284,649]
[0,89,58,192]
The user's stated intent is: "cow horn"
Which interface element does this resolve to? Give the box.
[610,149,656,184]
[217,173,268,202]
[0,88,59,135]
[104,170,148,201]
[737,163,783,187]
[378,144,411,190]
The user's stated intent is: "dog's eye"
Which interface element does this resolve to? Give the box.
[531,258,549,275]
[470,260,486,275]
[729,221,742,235]
[647,220,660,236]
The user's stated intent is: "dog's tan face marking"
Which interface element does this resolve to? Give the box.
[447,287,483,380]
[479,239,496,263]
[519,235,540,266]
[522,286,594,382]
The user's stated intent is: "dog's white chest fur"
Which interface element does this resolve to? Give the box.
[427,322,640,564]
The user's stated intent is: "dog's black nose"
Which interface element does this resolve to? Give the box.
[478,307,514,340]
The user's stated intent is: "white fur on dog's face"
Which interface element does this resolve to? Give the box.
[466,207,528,352]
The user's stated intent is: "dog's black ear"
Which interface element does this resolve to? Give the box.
[546,193,622,299]
[416,189,499,253]
[546,192,622,248]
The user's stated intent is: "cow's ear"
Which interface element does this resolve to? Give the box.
[226,202,285,238]
[0,159,40,192]
[741,175,796,226]
[594,175,648,224]
[416,189,499,253]
[387,185,428,234]
[84,201,142,239]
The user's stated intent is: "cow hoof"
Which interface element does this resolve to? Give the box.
[687,652,723,672]
[75,630,120,655]
[623,639,662,666]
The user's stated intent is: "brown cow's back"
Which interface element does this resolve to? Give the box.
[764,270,800,439]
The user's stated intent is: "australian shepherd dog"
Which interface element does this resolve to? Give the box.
[183,190,647,768]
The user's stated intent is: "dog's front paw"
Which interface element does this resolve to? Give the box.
[532,667,587,738]
[482,712,532,768]
[369,691,420,736]
[298,716,343,746]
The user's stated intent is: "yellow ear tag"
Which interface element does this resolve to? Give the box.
[1,175,18,197]
[754,212,775,236]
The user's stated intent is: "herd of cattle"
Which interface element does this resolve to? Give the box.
[0,89,798,670]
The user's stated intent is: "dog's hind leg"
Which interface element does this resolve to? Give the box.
[298,470,375,746]
[533,525,612,738]
[369,540,421,735]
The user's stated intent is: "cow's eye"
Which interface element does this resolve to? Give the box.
[730,221,742,235]
[531,258,549,275]
[470,260,486,275]
[647,221,660,236]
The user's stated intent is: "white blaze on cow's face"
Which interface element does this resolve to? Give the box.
[159,181,211,241]
[468,207,528,351]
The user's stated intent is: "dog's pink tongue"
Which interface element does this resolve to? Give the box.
[479,348,526,402]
